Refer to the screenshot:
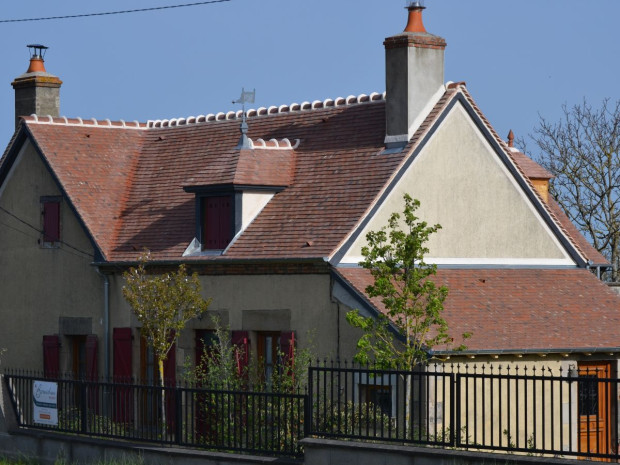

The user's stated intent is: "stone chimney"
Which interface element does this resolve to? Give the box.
[11,45,62,129]
[384,2,446,148]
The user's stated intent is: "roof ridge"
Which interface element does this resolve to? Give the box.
[19,91,387,131]
[146,91,387,129]
[22,114,146,129]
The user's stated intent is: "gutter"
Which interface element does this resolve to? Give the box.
[432,347,620,358]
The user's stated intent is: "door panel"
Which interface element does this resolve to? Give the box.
[578,361,612,461]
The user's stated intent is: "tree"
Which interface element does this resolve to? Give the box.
[528,99,620,281]
[346,194,467,370]
[346,194,468,435]
[123,252,211,428]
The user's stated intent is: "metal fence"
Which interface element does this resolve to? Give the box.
[4,364,620,461]
[3,371,306,458]
[307,362,620,461]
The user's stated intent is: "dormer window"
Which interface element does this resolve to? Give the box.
[202,195,233,250]
[183,183,281,256]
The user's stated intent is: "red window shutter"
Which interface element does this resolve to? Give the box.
[113,328,133,424]
[279,331,295,367]
[43,201,60,243]
[217,196,232,249]
[85,335,98,381]
[42,335,60,378]
[203,196,232,250]
[231,331,250,377]
[85,335,100,413]
[113,328,132,382]
[163,331,176,386]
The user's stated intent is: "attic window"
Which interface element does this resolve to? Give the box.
[202,195,233,250]
[41,196,61,247]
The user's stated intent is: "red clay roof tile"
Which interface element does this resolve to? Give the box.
[336,267,620,353]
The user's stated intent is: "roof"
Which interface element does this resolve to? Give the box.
[336,267,620,353]
[0,85,606,266]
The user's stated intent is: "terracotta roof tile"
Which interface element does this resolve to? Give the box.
[336,267,620,353]
[14,86,605,267]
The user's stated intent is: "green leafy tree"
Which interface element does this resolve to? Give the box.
[347,194,467,369]
[346,194,469,433]
[123,252,211,429]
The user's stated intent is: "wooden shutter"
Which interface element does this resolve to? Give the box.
[85,335,98,381]
[163,332,176,387]
[163,337,177,432]
[85,335,100,413]
[231,331,250,377]
[113,328,132,382]
[42,335,60,378]
[279,331,295,367]
[43,201,60,243]
[204,196,232,249]
[113,328,133,424]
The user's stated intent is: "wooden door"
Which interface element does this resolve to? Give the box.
[578,361,612,461]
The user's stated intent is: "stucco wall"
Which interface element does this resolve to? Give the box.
[343,103,573,266]
[106,272,344,378]
[0,140,103,372]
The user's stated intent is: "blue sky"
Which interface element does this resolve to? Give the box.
[1,0,619,152]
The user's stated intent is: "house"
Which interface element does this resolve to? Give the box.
[1,3,619,450]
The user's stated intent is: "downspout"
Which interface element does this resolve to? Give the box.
[103,273,110,380]
[96,267,110,380]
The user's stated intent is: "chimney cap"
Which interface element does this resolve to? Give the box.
[406,1,425,9]
[27,44,48,59]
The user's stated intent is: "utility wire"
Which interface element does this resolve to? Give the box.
[0,206,93,259]
[0,0,230,23]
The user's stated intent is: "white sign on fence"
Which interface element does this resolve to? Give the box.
[33,380,58,426]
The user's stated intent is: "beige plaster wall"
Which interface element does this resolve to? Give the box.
[342,103,573,266]
[241,192,273,230]
[106,273,343,378]
[0,141,104,371]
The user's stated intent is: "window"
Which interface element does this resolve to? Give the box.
[360,384,392,418]
[256,331,295,390]
[257,331,280,388]
[41,197,61,246]
[354,372,397,418]
[195,329,218,370]
[202,195,233,250]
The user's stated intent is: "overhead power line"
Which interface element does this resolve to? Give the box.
[0,0,231,24]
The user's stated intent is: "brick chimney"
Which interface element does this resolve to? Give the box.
[11,45,62,129]
[384,2,446,148]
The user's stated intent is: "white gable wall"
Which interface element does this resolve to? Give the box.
[341,103,574,266]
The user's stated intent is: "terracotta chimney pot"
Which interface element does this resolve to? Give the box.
[404,4,427,33]
[26,57,47,73]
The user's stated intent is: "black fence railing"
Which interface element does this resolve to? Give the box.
[307,362,620,461]
[4,363,620,461]
[3,371,306,458]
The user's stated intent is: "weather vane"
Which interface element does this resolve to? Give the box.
[233,87,256,148]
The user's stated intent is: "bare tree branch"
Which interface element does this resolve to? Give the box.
[527,99,620,281]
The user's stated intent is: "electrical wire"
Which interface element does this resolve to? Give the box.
[0,206,94,259]
[0,0,231,24]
